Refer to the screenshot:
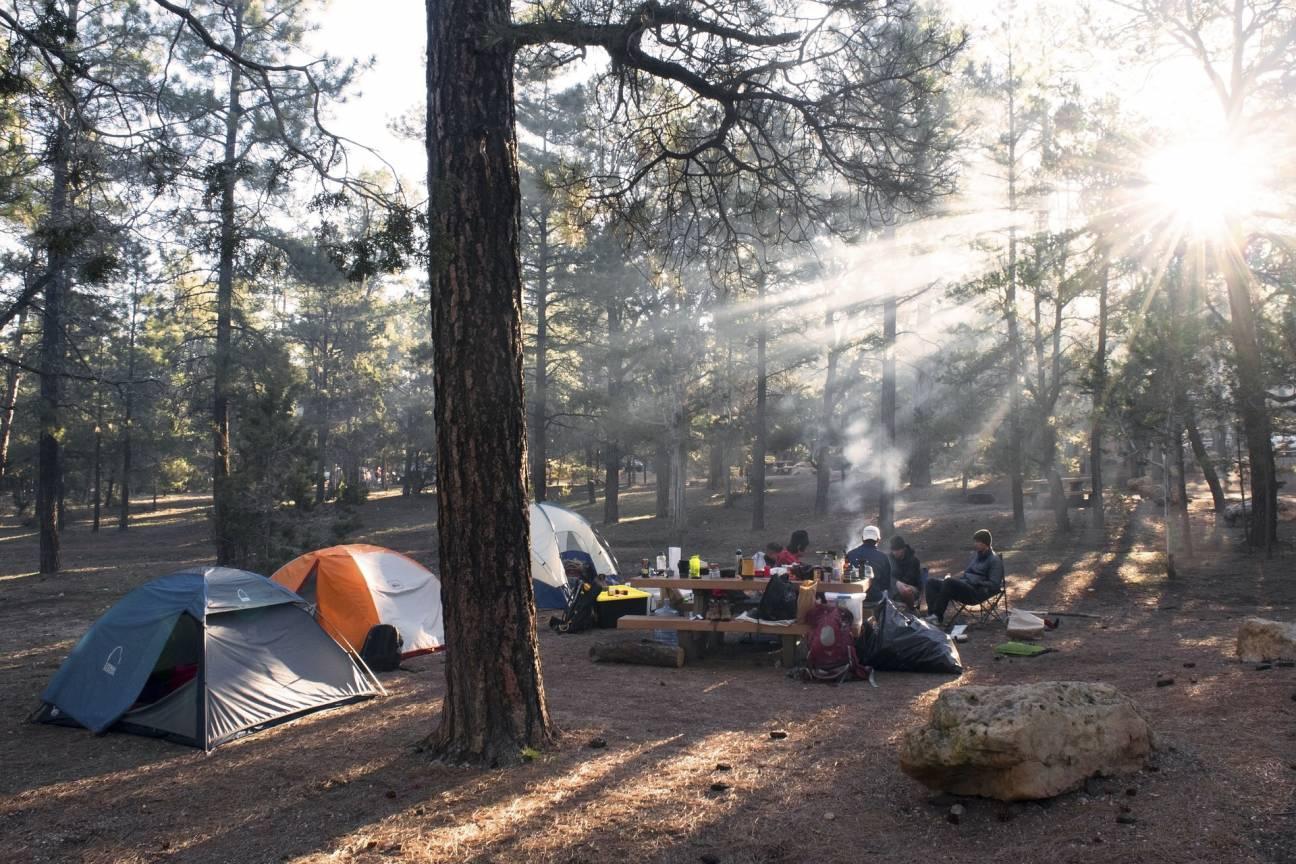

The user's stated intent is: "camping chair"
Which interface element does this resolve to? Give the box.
[949,554,1010,627]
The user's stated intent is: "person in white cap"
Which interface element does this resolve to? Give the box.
[846,525,891,602]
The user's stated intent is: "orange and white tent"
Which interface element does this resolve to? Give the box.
[271,545,443,658]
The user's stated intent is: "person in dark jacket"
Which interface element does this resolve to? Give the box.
[847,525,892,601]
[925,529,1004,623]
[888,535,922,609]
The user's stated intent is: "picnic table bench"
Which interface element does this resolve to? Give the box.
[623,576,866,666]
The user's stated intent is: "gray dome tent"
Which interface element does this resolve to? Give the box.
[33,567,380,750]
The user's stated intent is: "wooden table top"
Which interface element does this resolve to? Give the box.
[628,576,867,594]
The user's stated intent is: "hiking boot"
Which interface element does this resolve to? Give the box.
[719,600,732,621]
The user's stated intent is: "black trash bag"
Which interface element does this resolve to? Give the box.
[756,573,798,621]
[858,594,962,674]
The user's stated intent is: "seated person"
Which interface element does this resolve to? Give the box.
[774,530,809,566]
[925,529,1004,623]
[847,525,892,602]
[887,535,923,610]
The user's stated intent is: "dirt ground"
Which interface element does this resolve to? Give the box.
[1,475,1294,864]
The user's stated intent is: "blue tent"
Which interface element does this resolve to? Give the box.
[34,567,379,749]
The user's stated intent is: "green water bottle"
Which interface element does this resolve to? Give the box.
[689,554,701,579]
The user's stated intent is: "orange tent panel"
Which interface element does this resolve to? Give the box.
[272,550,380,652]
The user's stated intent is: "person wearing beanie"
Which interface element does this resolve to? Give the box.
[925,528,1004,623]
[847,525,892,602]
[888,535,923,610]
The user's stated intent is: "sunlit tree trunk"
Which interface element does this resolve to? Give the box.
[814,308,838,515]
[1186,410,1226,513]
[0,307,26,488]
[1222,239,1277,552]
[1089,258,1108,530]
[878,291,897,537]
[603,300,622,524]
[751,273,768,532]
[424,0,553,764]
[529,203,550,502]
[1004,48,1026,532]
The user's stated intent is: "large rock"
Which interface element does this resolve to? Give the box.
[1237,617,1296,662]
[899,681,1152,800]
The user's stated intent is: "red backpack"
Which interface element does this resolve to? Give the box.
[804,603,871,683]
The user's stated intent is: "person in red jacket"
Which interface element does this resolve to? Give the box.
[775,530,810,566]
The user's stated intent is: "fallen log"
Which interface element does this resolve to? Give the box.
[590,639,685,668]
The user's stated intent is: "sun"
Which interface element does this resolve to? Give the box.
[1140,132,1264,240]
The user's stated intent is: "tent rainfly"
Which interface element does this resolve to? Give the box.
[271,545,444,657]
[33,567,379,750]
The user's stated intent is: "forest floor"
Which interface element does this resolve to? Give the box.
[0,474,1294,864]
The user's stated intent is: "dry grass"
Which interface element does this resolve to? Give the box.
[0,477,1293,863]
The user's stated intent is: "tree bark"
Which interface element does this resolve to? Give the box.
[425,0,554,764]
[603,297,623,524]
[92,420,102,532]
[529,205,550,502]
[1222,240,1277,552]
[1004,47,1026,532]
[654,441,670,519]
[119,286,138,531]
[1186,410,1226,513]
[212,5,245,565]
[37,118,71,574]
[751,274,767,532]
[0,307,27,487]
[878,292,897,537]
[1089,258,1108,529]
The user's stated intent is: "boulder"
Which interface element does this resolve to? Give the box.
[1237,618,1296,663]
[899,681,1152,800]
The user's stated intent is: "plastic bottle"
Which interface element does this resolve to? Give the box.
[689,554,701,579]
[753,550,766,573]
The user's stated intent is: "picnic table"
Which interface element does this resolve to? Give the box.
[620,576,867,666]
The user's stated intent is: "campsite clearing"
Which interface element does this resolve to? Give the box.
[0,477,1293,863]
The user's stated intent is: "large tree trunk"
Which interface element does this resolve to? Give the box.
[878,292,897,537]
[1089,259,1108,529]
[0,307,27,487]
[814,308,838,515]
[529,205,549,502]
[212,8,245,566]
[425,0,553,764]
[752,274,767,532]
[1222,242,1277,552]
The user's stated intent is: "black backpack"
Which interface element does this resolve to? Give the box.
[360,624,403,672]
[756,573,799,621]
[549,574,604,634]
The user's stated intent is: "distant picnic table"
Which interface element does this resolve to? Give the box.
[622,576,867,666]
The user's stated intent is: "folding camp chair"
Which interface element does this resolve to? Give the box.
[949,554,1010,627]
[950,581,1009,626]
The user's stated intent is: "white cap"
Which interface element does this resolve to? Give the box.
[862,525,881,542]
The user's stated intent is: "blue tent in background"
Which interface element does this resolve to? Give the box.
[33,567,379,750]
